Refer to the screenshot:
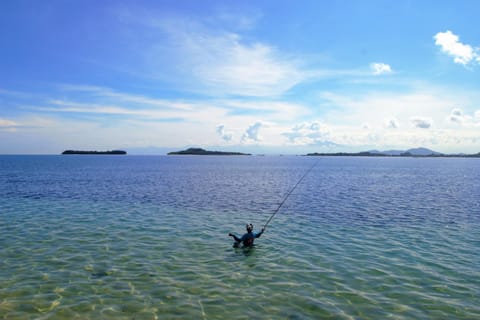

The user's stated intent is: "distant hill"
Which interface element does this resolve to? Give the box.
[168,148,251,156]
[62,150,127,155]
[404,147,443,156]
[367,147,442,156]
[368,149,404,156]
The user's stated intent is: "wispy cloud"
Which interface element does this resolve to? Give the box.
[370,62,392,75]
[163,27,305,97]
[214,9,262,31]
[0,118,19,132]
[19,86,312,145]
[58,85,194,111]
[434,30,479,66]
[54,85,312,124]
[37,101,170,119]
[28,99,229,124]
[0,88,35,98]
[0,118,17,126]
[125,13,387,98]
[88,9,405,100]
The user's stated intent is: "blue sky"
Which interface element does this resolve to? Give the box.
[1,0,479,154]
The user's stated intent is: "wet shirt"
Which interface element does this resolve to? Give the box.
[238,231,262,247]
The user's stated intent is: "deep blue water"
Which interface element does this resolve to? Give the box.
[1,155,479,319]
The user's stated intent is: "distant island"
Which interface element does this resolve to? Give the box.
[62,150,127,155]
[306,147,480,158]
[168,148,251,156]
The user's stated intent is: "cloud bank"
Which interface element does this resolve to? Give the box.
[282,122,333,146]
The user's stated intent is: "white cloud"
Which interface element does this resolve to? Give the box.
[318,88,467,130]
[385,118,399,129]
[434,30,479,66]
[451,108,463,116]
[216,124,233,142]
[411,117,432,129]
[449,108,465,124]
[0,119,17,127]
[36,100,185,119]
[370,63,392,75]
[113,10,398,97]
[296,89,480,153]
[42,86,311,127]
[27,98,236,130]
[0,118,18,132]
[281,121,333,146]
[447,108,480,127]
[20,85,317,150]
[242,122,263,142]
[158,21,305,97]
[59,85,195,111]
[221,100,310,121]
[309,122,320,131]
[214,8,263,31]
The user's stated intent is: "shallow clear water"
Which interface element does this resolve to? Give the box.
[1,155,479,319]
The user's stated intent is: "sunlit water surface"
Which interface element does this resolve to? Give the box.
[1,155,479,319]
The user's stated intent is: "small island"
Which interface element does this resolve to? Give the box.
[168,148,251,156]
[306,147,480,158]
[62,150,127,155]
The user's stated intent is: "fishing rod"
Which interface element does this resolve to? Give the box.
[263,159,319,230]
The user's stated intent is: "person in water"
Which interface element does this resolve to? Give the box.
[229,223,265,247]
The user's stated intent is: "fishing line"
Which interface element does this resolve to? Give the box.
[263,159,319,230]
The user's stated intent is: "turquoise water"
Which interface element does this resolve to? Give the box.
[1,156,479,319]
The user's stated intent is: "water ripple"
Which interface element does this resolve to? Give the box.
[1,156,479,319]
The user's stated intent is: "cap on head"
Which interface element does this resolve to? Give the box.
[246,223,253,232]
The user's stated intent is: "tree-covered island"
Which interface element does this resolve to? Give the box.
[306,147,480,158]
[62,150,127,155]
[168,148,251,156]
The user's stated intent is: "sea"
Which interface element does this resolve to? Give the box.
[1,155,479,319]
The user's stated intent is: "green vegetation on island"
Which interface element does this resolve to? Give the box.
[307,151,388,157]
[306,147,480,158]
[62,150,127,155]
[168,148,251,156]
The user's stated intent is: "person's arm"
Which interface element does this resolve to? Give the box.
[255,228,265,238]
[229,233,241,242]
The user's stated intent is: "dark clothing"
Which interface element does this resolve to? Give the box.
[231,230,263,247]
